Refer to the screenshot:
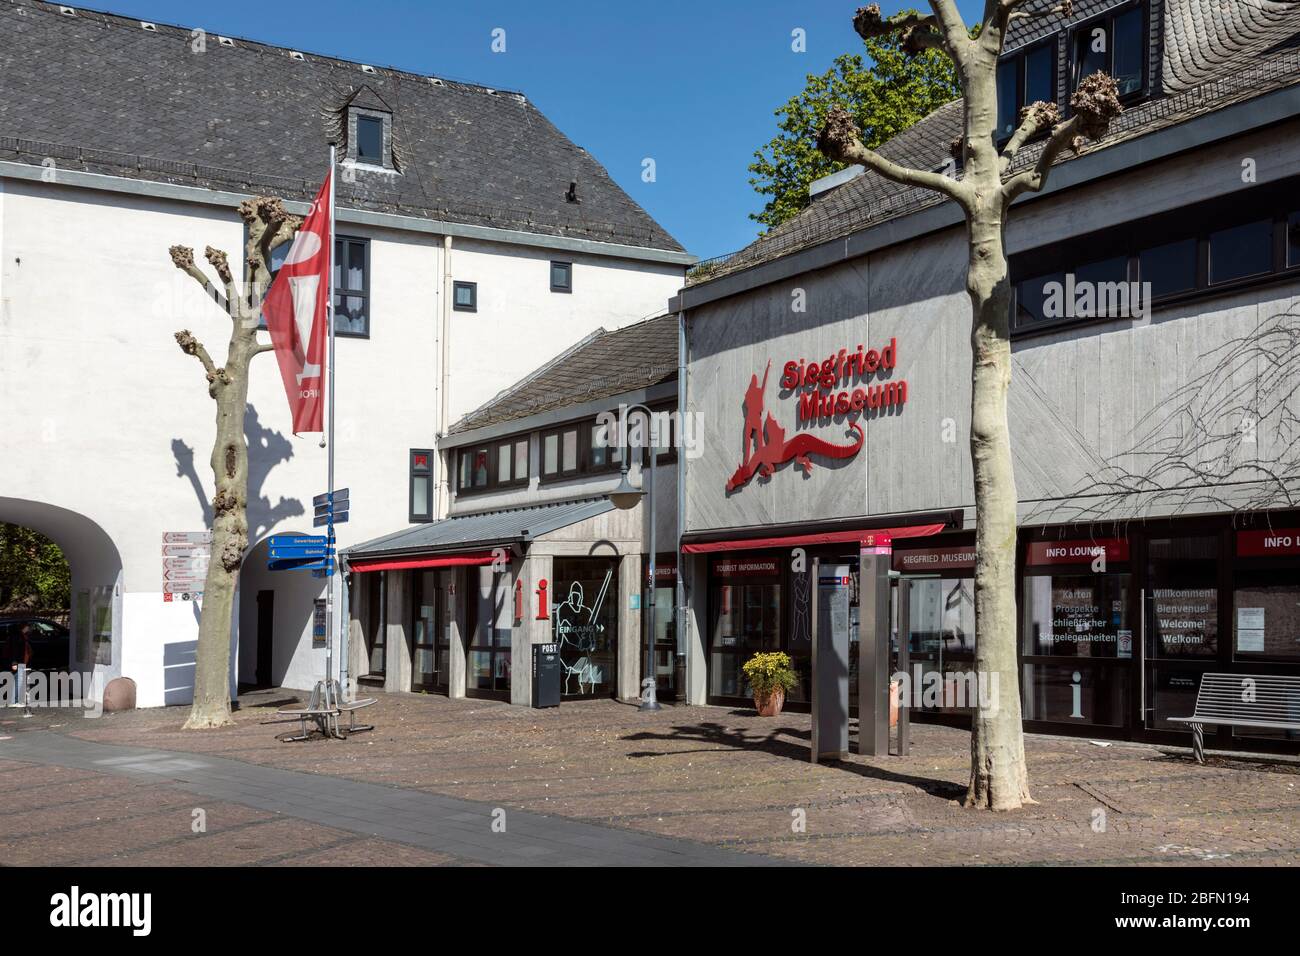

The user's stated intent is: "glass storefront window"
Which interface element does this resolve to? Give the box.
[1022,573,1132,659]
[1022,662,1127,726]
[1234,573,1300,661]
[552,557,619,698]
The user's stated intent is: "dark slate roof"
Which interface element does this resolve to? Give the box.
[447,312,678,436]
[1003,0,1126,51]
[1163,0,1300,93]
[691,0,1300,285]
[0,0,684,252]
[346,497,614,558]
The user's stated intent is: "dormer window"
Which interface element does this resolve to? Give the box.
[343,88,395,171]
[996,40,1056,142]
[356,115,384,164]
[1071,2,1146,97]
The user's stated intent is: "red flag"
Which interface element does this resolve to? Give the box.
[264,171,331,434]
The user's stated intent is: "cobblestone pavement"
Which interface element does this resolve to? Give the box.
[3,689,1299,866]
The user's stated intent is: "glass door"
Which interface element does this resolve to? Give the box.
[643,571,678,699]
[466,567,511,700]
[1142,534,1221,736]
[411,570,438,691]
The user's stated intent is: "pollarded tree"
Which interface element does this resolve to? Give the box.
[815,1,1121,809]
[169,197,301,729]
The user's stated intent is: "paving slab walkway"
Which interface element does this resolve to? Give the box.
[0,730,781,867]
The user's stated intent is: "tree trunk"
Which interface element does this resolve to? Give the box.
[183,338,252,730]
[963,204,1032,809]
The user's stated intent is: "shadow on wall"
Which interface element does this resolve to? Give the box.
[167,403,305,700]
[171,403,306,540]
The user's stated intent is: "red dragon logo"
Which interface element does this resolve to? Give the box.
[726,360,864,492]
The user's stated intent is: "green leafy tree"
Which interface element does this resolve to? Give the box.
[749,19,960,231]
[0,523,71,610]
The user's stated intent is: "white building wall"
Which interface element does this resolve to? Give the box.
[0,174,684,707]
[444,237,682,421]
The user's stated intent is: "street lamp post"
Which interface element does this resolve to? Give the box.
[607,404,660,712]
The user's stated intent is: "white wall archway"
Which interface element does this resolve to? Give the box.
[0,497,124,698]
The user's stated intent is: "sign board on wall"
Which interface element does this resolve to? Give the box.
[162,532,210,601]
[893,544,976,574]
[1237,529,1300,557]
[725,339,910,493]
[1026,539,1130,566]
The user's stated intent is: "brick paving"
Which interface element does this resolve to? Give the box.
[2,689,1298,866]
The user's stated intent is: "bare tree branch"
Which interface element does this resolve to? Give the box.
[169,244,229,313]
[999,100,1061,173]
[252,340,277,356]
[203,246,238,313]
[1001,73,1122,203]
[853,3,964,65]
[818,106,973,210]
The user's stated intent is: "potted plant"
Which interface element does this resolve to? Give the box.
[742,651,797,717]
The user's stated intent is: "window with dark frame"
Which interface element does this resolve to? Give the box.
[455,437,529,495]
[550,261,572,293]
[356,114,385,165]
[453,281,477,312]
[334,236,370,336]
[1011,177,1300,334]
[538,408,677,484]
[258,233,369,336]
[1071,3,1146,97]
[996,40,1057,142]
[409,448,433,523]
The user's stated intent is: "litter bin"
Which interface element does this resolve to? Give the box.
[532,642,560,708]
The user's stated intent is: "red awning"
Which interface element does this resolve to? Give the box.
[349,550,498,573]
[680,523,946,555]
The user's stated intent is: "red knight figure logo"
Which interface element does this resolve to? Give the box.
[726,359,864,492]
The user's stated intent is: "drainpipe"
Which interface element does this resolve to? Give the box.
[436,235,453,518]
[676,310,688,701]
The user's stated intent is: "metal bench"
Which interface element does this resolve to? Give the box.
[272,680,377,741]
[1170,672,1300,763]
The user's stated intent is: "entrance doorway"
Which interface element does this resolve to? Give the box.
[411,571,437,691]
[255,589,274,688]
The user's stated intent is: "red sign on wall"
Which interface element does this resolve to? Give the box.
[1237,529,1300,557]
[1026,539,1129,566]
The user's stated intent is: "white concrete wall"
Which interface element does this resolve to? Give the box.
[444,237,682,421]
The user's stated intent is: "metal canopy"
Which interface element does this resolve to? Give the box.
[344,497,616,561]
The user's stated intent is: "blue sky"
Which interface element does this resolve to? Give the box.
[102,0,984,260]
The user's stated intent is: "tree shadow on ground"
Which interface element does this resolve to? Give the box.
[623,721,966,801]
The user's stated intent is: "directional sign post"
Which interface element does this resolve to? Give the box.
[163,532,211,601]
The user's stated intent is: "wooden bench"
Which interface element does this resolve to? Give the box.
[1170,673,1300,763]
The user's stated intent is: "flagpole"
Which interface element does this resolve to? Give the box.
[326,143,338,707]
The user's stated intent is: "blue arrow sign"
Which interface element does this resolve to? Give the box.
[313,511,349,527]
[270,557,334,572]
[268,534,327,549]
[268,546,332,561]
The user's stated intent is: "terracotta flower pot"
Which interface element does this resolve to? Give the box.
[753,687,785,717]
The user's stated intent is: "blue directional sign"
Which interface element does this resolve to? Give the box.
[268,534,327,549]
[270,557,333,572]
[313,510,349,527]
[268,544,331,559]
